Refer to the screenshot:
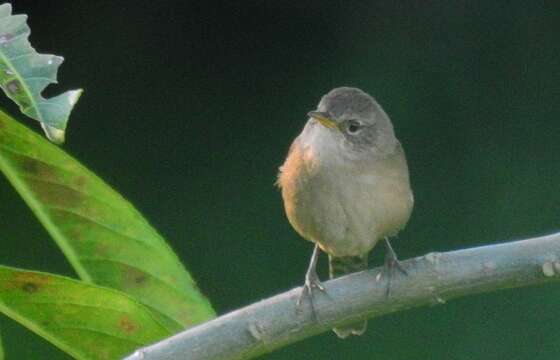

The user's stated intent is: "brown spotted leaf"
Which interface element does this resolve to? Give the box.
[0,110,215,331]
[0,265,172,360]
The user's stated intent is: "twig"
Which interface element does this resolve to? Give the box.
[124,232,560,360]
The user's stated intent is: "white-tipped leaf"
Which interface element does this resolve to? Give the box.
[0,3,82,143]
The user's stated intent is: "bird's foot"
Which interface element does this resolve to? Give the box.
[385,251,408,275]
[296,269,326,321]
[381,238,408,297]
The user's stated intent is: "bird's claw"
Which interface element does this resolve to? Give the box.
[382,238,408,297]
[296,271,326,309]
[386,255,408,276]
[296,268,328,325]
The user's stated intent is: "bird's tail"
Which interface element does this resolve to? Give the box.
[328,254,368,338]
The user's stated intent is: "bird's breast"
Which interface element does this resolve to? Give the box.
[279,135,413,257]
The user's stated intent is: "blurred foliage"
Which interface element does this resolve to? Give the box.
[0,4,214,359]
[0,265,174,360]
[0,110,215,331]
[1,1,560,359]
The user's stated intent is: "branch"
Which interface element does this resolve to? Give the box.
[125,232,560,360]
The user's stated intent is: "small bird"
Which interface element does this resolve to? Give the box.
[277,87,413,338]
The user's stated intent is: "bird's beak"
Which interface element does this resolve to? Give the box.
[307,111,338,129]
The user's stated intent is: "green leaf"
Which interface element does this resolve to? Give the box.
[0,3,82,144]
[0,110,215,329]
[0,265,173,360]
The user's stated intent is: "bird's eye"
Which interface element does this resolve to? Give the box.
[346,120,361,134]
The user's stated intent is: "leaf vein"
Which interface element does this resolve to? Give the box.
[45,206,166,253]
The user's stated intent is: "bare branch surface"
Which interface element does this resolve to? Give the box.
[124,233,560,360]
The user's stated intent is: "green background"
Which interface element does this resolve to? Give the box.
[2,1,560,359]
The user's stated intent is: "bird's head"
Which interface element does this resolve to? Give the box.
[306,87,398,156]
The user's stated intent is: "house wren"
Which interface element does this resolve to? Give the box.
[277,87,413,338]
